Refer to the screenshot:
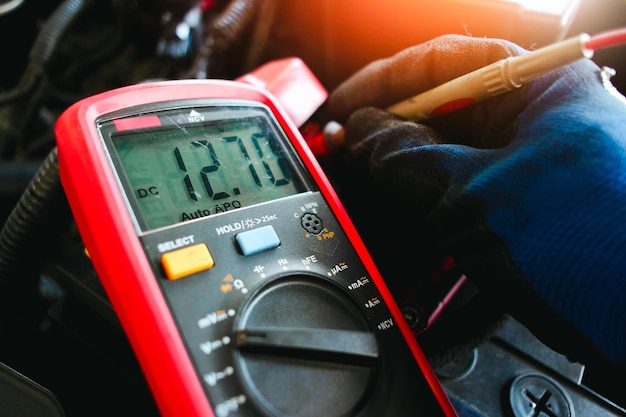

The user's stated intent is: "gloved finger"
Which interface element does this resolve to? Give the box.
[327,34,524,122]
[343,107,467,210]
[344,106,450,160]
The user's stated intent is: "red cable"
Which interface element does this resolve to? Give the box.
[586,27,626,51]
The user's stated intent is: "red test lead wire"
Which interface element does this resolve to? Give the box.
[585,27,626,51]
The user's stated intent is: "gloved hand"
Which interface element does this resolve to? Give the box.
[327,34,626,371]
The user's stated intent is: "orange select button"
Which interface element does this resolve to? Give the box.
[161,243,215,280]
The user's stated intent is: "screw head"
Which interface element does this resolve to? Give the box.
[508,372,574,417]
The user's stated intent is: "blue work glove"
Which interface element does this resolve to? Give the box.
[327,34,626,371]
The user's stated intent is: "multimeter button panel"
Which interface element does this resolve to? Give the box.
[235,225,280,256]
[161,243,215,280]
[140,192,449,417]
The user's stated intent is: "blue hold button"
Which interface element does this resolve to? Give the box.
[235,225,281,256]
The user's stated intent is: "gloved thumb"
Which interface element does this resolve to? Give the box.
[328,34,524,122]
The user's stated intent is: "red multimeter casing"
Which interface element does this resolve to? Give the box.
[55,72,456,417]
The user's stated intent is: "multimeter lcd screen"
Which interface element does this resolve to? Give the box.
[109,110,308,231]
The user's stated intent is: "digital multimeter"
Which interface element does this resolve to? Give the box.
[55,76,457,417]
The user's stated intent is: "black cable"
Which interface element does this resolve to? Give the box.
[0,148,71,313]
[0,0,88,105]
[0,0,89,159]
[189,0,262,79]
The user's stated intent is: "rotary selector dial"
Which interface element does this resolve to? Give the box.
[233,275,379,417]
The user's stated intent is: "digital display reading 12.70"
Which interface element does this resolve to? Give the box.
[111,113,306,231]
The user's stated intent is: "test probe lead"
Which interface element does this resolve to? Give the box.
[309,27,626,156]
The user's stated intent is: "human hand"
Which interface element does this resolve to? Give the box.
[327,34,626,371]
